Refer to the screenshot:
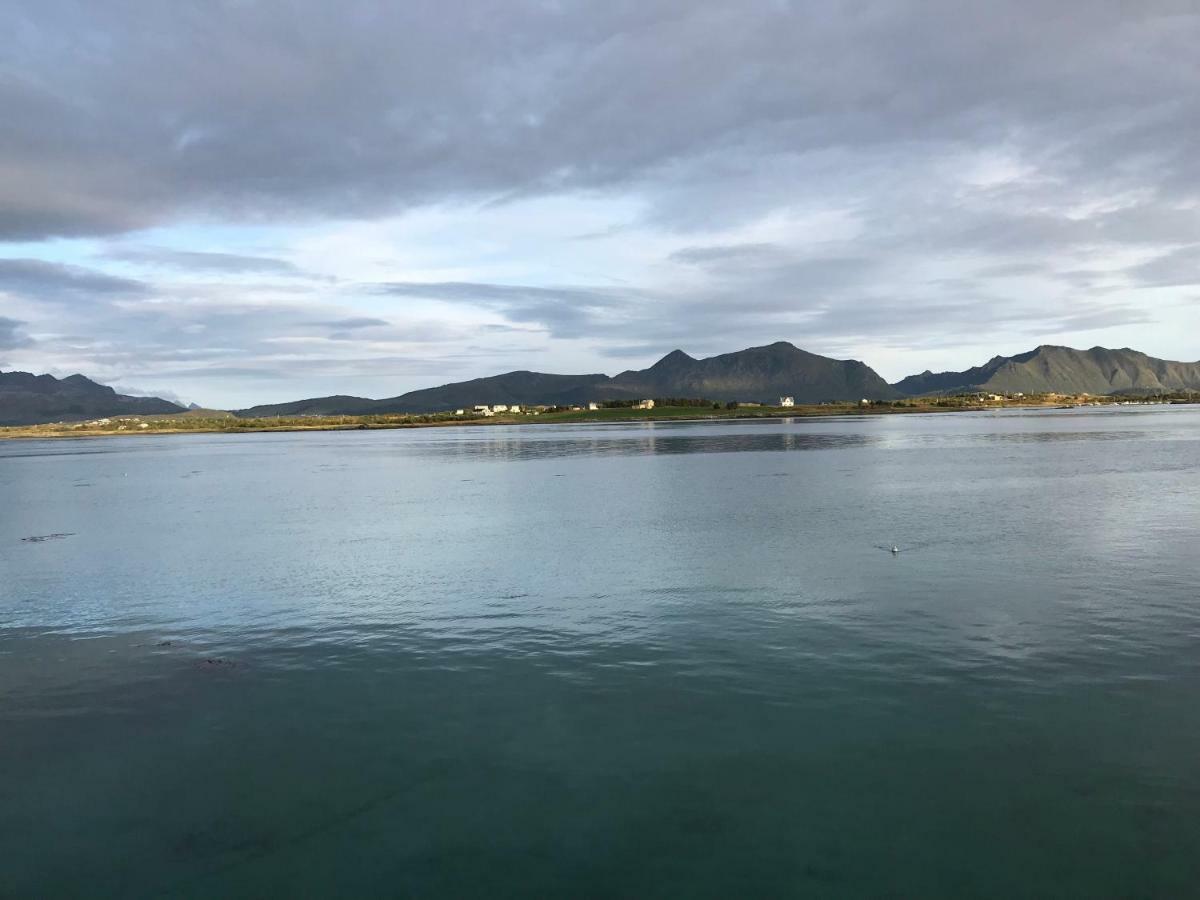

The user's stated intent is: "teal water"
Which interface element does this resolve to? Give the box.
[2,408,1199,898]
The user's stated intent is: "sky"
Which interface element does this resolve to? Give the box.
[1,0,1198,408]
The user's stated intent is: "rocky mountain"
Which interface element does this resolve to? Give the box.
[234,342,897,416]
[894,346,1200,396]
[0,371,185,426]
[603,342,899,403]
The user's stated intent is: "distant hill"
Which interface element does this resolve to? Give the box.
[894,346,1200,396]
[234,341,897,416]
[0,371,184,426]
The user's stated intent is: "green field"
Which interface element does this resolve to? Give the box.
[0,400,994,439]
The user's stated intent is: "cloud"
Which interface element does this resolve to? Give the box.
[669,243,782,266]
[1,1,1196,242]
[0,258,149,303]
[107,384,191,406]
[311,316,389,329]
[1125,245,1200,288]
[103,246,305,275]
[374,280,634,335]
[0,315,32,350]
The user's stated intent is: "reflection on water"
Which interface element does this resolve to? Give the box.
[3,406,1200,898]
[406,428,878,461]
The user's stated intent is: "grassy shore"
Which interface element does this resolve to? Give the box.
[1,396,1156,440]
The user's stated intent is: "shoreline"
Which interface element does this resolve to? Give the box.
[2,399,1188,441]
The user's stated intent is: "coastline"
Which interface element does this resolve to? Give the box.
[2,398,1181,441]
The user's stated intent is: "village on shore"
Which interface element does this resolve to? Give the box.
[1,389,1195,441]
[453,389,1189,417]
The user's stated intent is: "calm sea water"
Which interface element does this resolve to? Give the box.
[2,408,1199,898]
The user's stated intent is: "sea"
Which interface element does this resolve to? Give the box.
[2,407,1199,898]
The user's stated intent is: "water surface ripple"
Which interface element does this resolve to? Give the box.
[2,407,1199,898]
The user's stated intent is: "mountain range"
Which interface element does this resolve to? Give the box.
[5,342,1199,426]
[0,371,184,426]
[895,345,1200,397]
[233,342,899,416]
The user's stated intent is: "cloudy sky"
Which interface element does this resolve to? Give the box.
[2,1,1197,407]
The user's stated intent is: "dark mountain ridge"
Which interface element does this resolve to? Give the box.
[234,342,898,417]
[893,345,1200,396]
[603,341,898,403]
[0,370,184,426]
[11,343,1196,426]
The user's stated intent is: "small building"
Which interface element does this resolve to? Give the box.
[509,405,521,413]
[636,399,655,410]
[860,398,871,407]
[473,405,495,417]
[779,396,795,407]
[454,409,465,415]
[588,402,599,411]
[491,404,509,413]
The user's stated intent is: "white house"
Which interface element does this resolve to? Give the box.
[491,404,509,413]
[454,409,465,415]
[636,399,655,410]
[509,405,521,413]
[473,405,495,417]
[779,396,795,407]
[588,402,599,411]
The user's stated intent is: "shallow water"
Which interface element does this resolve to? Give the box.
[2,408,1199,898]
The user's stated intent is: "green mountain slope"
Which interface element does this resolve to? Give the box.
[894,346,1200,396]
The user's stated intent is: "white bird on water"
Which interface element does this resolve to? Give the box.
[876,540,946,555]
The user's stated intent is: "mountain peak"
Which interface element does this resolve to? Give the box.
[650,349,696,369]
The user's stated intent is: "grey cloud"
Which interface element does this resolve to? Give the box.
[375,281,623,306]
[375,281,633,336]
[0,258,149,303]
[103,246,305,275]
[973,263,1046,279]
[1125,246,1200,287]
[1050,305,1155,332]
[480,323,548,334]
[2,1,1197,241]
[313,317,389,329]
[0,315,33,350]
[670,243,782,266]
[151,366,290,380]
